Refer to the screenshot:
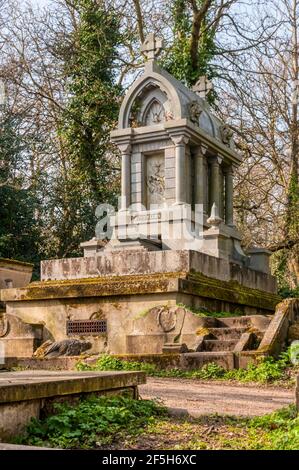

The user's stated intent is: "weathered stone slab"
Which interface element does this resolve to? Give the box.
[39,250,277,294]
[258,298,299,356]
[0,370,146,441]
[0,370,146,404]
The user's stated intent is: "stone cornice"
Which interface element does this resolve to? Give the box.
[111,120,242,166]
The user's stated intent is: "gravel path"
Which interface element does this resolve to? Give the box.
[139,378,294,417]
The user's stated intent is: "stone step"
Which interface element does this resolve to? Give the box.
[217,317,253,328]
[208,327,247,340]
[162,343,188,353]
[182,351,234,370]
[203,339,238,352]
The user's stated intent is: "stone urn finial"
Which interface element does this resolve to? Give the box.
[207,203,222,228]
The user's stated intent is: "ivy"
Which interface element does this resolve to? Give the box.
[163,0,217,103]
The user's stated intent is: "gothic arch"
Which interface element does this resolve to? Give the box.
[142,97,165,126]
[118,72,183,129]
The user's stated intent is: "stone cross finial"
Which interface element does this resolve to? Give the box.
[193,76,213,99]
[141,33,164,61]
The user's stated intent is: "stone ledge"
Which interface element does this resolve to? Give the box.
[0,258,34,270]
[0,271,280,313]
[0,370,146,404]
[0,272,182,302]
[181,273,280,311]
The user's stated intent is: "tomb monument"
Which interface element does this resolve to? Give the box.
[0,34,280,360]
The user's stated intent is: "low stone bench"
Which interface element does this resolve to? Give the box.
[0,370,146,441]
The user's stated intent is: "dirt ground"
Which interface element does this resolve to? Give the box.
[139,377,294,417]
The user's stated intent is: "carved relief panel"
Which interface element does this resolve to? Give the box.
[146,153,165,208]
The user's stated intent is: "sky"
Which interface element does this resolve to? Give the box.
[23,0,52,6]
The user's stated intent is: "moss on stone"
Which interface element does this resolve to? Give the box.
[2,270,280,316]
[196,327,210,336]
[8,272,186,302]
[183,272,280,311]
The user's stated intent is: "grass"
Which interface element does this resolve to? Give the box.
[76,349,296,384]
[14,394,166,449]
[15,398,299,450]
[127,405,299,450]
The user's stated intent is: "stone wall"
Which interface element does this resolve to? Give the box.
[40,249,277,293]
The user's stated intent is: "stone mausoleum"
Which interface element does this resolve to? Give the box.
[0,34,281,362]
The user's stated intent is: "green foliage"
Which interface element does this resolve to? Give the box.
[60,0,121,200]
[226,354,290,383]
[272,250,299,296]
[53,0,122,257]
[164,0,217,98]
[77,350,292,384]
[285,173,299,241]
[246,405,299,450]
[176,303,241,318]
[15,395,165,449]
[0,109,41,264]
[76,354,157,375]
[187,362,226,379]
[279,285,299,299]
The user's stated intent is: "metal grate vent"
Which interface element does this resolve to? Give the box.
[66,319,107,336]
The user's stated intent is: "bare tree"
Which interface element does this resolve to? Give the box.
[217,0,299,287]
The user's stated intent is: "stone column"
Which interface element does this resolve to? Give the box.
[209,155,223,213]
[172,135,189,205]
[119,143,131,210]
[194,145,208,213]
[225,165,234,226]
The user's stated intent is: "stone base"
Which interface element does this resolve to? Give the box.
[0,271,280,356]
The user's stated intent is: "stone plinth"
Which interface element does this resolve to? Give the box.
[40,249,277,294]
[0,370,146,440]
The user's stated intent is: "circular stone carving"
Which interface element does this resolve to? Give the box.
[157,307,177,333]
[0,315,9,337]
